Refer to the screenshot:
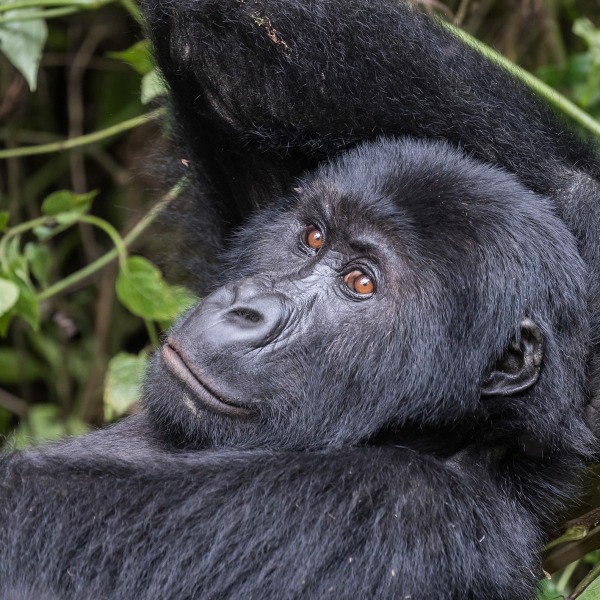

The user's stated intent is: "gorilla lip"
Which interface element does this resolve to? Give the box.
[161,341,251,417]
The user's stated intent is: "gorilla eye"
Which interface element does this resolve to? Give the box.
[303,225,324,251]
[344,270,375,296]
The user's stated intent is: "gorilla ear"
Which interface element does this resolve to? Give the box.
[481,319,544,397]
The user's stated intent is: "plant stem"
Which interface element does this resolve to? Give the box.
[567,561,600,599]
[556,559,578,593]
[543,524,588,552]
[144,319,159,347]
[0,6,79,23]
[77,215,128,269]
[0,109,165,160]
[443,21,600,139]
[36,179,186,302]
[1,215,53,239]
[0,0,112,12]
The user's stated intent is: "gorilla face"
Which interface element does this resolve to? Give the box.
[144,138,588,451]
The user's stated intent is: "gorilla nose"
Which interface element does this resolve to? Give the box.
[183,278,289,350]
[223,285,286,342]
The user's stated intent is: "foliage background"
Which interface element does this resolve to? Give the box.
[0,0,599,597]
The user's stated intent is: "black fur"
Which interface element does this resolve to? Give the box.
[144,0,600,350]
[0,425,542,600]
[2,0,599,597]
[0,139,594,599]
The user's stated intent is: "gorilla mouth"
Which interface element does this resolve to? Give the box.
[161,341,251,418]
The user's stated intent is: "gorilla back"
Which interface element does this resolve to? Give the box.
[0,139,593,600]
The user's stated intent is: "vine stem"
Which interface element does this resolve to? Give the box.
[0,0,111,12]
[77,215,128,269]
[144,319,159,347]
[0,212,128,273]
[444,21,600,139]
[0,0,140,25]
[0,6,80,23]
[0,109,165,160]
[36,179,186,302]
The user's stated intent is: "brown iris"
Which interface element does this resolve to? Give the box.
[304,225,324,250]
[344,270,375,295]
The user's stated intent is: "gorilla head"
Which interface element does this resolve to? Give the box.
[145,138,590,456]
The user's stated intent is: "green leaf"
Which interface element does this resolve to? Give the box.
[0,211,9,232]
[55,210,85,226]
[116,256,196,322]
[32,225,54,241]
[536,579,558,600]
[0,278,19,316]
[3,237,33,290]
[108,40,153,75]
[5,236,27,277]
[574,19,600,64]
[141,68,167,104]
[103,351,149,420]
[0,312,12,337]
[0,348,43,384]
[0,272,40,335]
[16,280,39,330]
[578,573,600,599]
[6,404,88,450]
[41,189,97,217]
[24,242,50,287]
[0,406,11,437]
[0,11,47,92]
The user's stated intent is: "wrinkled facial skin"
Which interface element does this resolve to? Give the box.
[143,138,587,451]
[146,203,400,449]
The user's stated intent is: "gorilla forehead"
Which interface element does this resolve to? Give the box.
[300,138,563,256]
[228,137,583,313]
[286,138,587,349]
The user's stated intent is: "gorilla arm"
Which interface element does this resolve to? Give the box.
[0,439,539,600]
[143,0,600,212]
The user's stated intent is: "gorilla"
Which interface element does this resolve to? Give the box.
[0,138,593,600]
[143,0,600,347]
[1,0,599,598]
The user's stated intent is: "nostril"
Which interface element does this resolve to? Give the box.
[230,307,263,324]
